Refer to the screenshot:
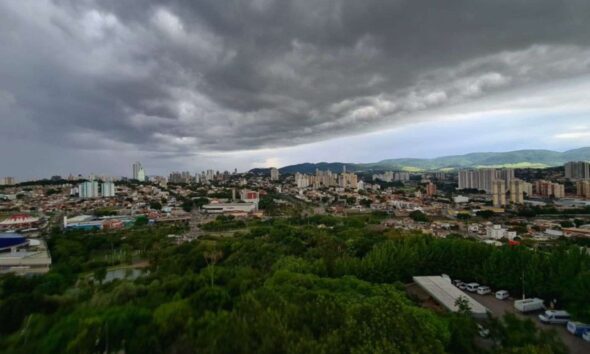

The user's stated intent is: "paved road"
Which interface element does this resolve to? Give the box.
[469,293,590,354]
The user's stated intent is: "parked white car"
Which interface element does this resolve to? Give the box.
[583,330,590,342]
[538,310,571,325]
[495,290,509,300]
[477,286,491,295]
[465,282,480,292]
[458,282,467,290]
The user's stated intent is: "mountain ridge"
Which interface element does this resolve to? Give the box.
[249,147,590,174]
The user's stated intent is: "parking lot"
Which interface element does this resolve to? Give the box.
[469,292,590,354]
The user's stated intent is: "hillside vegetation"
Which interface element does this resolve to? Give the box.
[251,147,590,174]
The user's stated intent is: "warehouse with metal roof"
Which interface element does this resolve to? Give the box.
[412,275,489,319]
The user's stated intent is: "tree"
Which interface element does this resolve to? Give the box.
[181,199,193,212]
[409,210,429,222]
[149,201,162,210]
[476,210,495,218]
[345,196,357,205]
[258,196,278,214]
[134,215,148,226]
[457,213,471,220]
[94,267,107,285]
[455,296,472,314]
[193,197,209,209]
[491,314,567,354]
[204,249,223,287]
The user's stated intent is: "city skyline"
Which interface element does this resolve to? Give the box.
[1,1,590,178]
[3,145,590,182]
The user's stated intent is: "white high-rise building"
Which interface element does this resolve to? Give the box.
[458,169,496,192]
[458,168,514,193]
[270,167,279,181]
[205,170,215,181]
[132,161,145,182]
[295,173,310,188]
[79,180,99,198]
[101,182,116,198]
[372,171,410,183]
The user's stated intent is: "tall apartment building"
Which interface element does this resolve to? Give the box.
[394,172,411,182]
[565,161,590,180]
[425,182,437,197]
[534,180,565,199]
[434,172,448,180]
[522,181,533,197]
[492,179,507,207]
[0,177,16,186]
[577,180,590,199]
[205,170,215,181]
[295,173,310,188]
[458,168,515,193]
[310,170,337,189]
[132,161,145,182]
[338,172,358,189]
[79,180,99,198]
[182,171,192,183]
[509,179,526,204]
[458,170,474,190]
[270,167,279,181]
[372,171,410,182]
[101,182,116,198]
[497,168,515,185]
[169,171,193,184]
[169,172,182,183]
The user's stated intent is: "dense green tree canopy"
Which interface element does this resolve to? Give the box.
[0,215,583,354]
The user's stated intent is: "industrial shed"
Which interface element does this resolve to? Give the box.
[412,276,489,319]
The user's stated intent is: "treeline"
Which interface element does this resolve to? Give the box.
[517,205,590,217]
[337,237,590,322]
[201,215,247,231]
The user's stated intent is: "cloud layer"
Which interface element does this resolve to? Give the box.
[1,0,590,176]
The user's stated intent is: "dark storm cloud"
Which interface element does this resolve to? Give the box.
[1,0,590,155]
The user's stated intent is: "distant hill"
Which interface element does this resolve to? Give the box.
[249,147,590,174]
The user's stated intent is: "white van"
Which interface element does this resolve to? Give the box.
[566,321,590,336]
[539,310,571,325]
[477,286,491,295]
[495,290,509,300]
[465,282,480,292]
[514,298,545,313]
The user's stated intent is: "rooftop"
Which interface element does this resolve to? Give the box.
[413,276,489,319]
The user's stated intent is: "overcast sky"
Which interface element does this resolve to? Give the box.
[1,0,590,179]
